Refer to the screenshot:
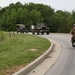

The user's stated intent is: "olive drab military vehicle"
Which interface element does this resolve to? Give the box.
[32,23,50,35]
[16,24,29,33]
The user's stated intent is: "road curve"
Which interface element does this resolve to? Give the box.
[13,33,75,75]
[44,33,75,75]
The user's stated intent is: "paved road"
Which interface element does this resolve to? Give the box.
[43,33,75,75]
[13,33,75,75]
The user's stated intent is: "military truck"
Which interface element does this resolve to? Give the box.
[16,24,29,33]
[32,23,49,35]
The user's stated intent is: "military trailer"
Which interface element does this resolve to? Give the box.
[16,24,28,33]
[32,23,49,35]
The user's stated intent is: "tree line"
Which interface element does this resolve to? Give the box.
[0,2,75,33]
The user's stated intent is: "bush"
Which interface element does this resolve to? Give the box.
[0,31,5,41]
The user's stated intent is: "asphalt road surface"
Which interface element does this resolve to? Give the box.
[41,33,75,75]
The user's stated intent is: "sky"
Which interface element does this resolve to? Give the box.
[0,0,75,12]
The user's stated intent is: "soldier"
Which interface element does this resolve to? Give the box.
[70,24,75,47]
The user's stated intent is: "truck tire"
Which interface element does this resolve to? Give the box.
[47,32,49,35]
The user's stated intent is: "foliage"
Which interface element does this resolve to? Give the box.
[0,2,75,33]
[0,31,5,42]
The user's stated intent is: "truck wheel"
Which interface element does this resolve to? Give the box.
[42,32,44,35]
[37,32,39,35]
[26,31,28,33]
[32,32,35,35]
[47,32,49,35]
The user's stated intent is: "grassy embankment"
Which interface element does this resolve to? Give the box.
[0,31,51,75]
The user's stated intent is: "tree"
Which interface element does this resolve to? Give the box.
[0,2,74,33]
[28,9,43,25]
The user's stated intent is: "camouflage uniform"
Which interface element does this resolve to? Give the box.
[70,28,75,42]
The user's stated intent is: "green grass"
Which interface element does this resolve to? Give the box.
[0,32,51,75]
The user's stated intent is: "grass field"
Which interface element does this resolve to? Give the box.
[0,32,51,75]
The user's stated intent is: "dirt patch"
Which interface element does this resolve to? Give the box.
[2,64,27,75]
[29,48,38,51]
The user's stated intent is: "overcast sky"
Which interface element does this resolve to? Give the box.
[0,0,75,12]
